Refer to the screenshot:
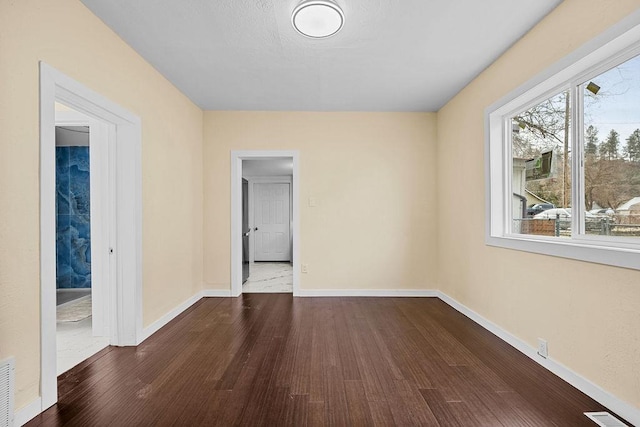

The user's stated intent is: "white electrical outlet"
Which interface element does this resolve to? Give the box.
[301,264,309,273]
[537,338,548,358]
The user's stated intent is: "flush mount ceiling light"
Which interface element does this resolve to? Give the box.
[292,0,344,39]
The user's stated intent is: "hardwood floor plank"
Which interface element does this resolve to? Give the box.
[387,379,441,426]
[454,365,553,426]
[323,365,350,426]
[347,299,403,403]
[421,388,473,427]
[367,399,396,426]
[396,298,477,367]
[27,295,626,426]
[333,300,362,381]
[283,393,309,427]
[495,391,558,427]
[214,296,275,391]
[307,401,326,426]
[274,298,305,388]
[289,305,314,395]
[344,380,374,425]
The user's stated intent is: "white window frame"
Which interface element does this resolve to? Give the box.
[485,12,640,271]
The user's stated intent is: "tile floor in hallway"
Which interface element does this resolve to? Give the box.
[56,288,91,306]
[242,262,293,293]
[57,297,110,375]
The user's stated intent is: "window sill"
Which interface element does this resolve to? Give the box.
[486,234,640,271]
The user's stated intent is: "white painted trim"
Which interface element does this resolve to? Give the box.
[248,178,254,264]
[437,291,640,426]
[484,10,640,271]
[14,397,42,427]
[135,288,234,344]
[39,63,57,411]
[296,289,440,297]
[231,151,300,297]
[138,292,203,344]
[202,289,234,297]
[39,62,143,411]
[131,288,235,345]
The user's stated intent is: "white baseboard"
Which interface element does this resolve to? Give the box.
[137,291,204,344]
[202,289,233,297]
[437,291,640,426]
[137,288,233,344]
[15,397,41,426]
[295,289,439,297]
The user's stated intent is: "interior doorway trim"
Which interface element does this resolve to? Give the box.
[230,151,300,296]
[39,62,143,410]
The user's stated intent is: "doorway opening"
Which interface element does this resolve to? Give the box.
[54,107,110,375]
[242,161,293,292]
[40,62,142,411]
[231,151,300,296]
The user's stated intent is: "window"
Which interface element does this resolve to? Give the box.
[582,55,640,239]
[486,18,640,270]
[511,90,572,237]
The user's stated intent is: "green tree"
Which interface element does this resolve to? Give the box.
[599,129,620,160]
[623,129,640,162]
[585,125,599,157]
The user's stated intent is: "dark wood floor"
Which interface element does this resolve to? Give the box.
[28,295,623,426]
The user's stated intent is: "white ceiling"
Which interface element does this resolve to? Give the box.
[80,0,562,112]
[243,159,293,177]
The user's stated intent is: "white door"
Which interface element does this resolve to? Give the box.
[254,183,291,261]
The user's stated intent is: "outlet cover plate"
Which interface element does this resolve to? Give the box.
[537,338,548,358]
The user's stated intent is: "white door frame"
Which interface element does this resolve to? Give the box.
[231,151,300,296]
[40,62,143,410]
[54,111,110,339]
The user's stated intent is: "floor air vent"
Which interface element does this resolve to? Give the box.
[0,358,15,427]
[584,412,627,427]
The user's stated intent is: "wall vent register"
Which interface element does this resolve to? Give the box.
[0,357,15,427]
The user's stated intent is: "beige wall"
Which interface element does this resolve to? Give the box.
[437,0,640,409]
[3,0,640,417]
[203,112,437,291]
[0,0,203,410]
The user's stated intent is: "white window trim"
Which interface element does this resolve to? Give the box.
[485,11,640,271]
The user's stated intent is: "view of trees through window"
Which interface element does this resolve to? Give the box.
[510,53,640,238]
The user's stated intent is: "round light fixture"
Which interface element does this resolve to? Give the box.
[292,0,344,39]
